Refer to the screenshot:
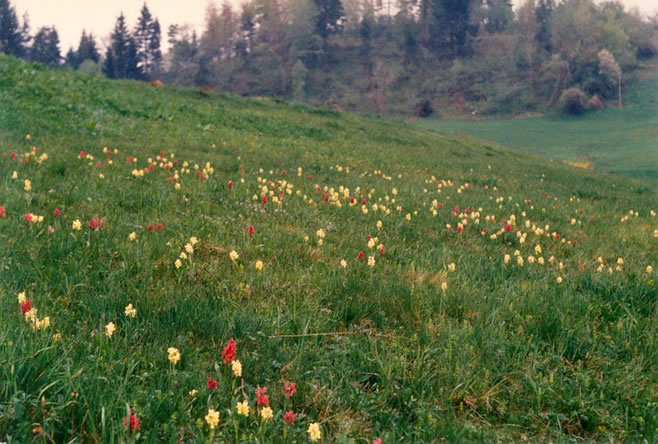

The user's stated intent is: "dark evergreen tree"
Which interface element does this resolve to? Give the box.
[0,0,26,57]
[78,31,100,63]
[103,14,142,79]
[313,0,344,39]
[65,47,78,68]
[535,0,554,52]
[134,3,162,78]
[30,26,61,67]
[431,0,475,57]
[483,0,513,33]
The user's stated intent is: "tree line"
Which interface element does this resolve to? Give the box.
[1,0,657,115]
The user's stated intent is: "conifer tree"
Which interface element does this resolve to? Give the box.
[135,3,162,78]
[0,0,26,57]
[104,14,142,79]
[30,26,61,67]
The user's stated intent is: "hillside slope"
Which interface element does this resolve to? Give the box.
[417,63,658,180]
[1,56,657,442]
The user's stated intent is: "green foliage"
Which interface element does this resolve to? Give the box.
[558,87,587,114]
[1,54,657,442]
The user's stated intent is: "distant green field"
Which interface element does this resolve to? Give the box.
[417,65,658,180]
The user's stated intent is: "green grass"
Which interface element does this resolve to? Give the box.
[416,63,658,180]
[0,55,657,442]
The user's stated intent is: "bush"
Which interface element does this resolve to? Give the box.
[559,88,587,115]
[416,99,434,117]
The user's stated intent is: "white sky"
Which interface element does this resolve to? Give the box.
[15,0,658,54]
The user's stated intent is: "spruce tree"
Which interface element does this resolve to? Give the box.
[78,31,100,64]
[135,4,162,78]
[30,26,61,68]
[0,0,25,57]
[104,14,142,79]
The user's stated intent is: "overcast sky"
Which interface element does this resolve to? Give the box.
[15,0,658,54]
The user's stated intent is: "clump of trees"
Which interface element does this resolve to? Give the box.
[2,0,657,115]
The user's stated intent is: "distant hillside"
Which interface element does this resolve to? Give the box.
[0,56,657,442]
[417,62,658,180]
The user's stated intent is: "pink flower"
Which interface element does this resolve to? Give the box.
[256,386,270,407]
[21,300,32,314]
[373,438,382,444]
[221,338,236,364]
[123,410,141,433]
[283,382,296,399]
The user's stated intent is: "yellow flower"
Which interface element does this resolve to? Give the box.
[189,389,199,397]
[405,213,411,221]
[308,422,322,441]
[448,263,456,272]
[260,406,273,421]
[24,179,31,191]
[72,219,82,231]
[190,236,199,245]
[180,252,187,260]
[174,259,183,269]
[376,220,383,230]
[647,265,653,274]
[229,250,239,262]
[205,408,220,429]
[124,303,137,318]
[340,259,347,268]
[128,232,137,241]
[104,322,116,337]
[556,276,563,284]
[17,291,26,304]
[167,347,181,365]
[255,260,263,271]
[12,170,18,179]
[53,332,62,342]
[503,254,511,264]
[316,228,325,239]
[232,359,242,377]
[368,255,375,267]
[185,243,194,254]
[236,400,250,417]
[617,257,624,265]
[441,282,448,292]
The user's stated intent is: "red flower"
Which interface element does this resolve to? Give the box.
[24,213,33,223]
[88,218,102,229]
[283,411,295,425]
[96,161,102,168]
[457,225,463,233]
[79,151,85,159]
[283,382,296,399]
[256,386,270,407]
[0,206,5,218]
[54,208,60,217]
[578,264,585,271]
[379,246,386,255]
[228,180,233,190]
[10,152,17,159]
[147,224,154,232]
[207,377,218,390]
[123,411,141,433]
[21,300,32,314]
[221,338,236,364]
[358,251,365,260]
[373,438,382,444]
[261,195,268,205]
[155,223,163,231]
[248,225,254,237]
[126,156,134,163]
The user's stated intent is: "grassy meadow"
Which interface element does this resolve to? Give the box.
[1,56,657,442]
[416,63,658,181]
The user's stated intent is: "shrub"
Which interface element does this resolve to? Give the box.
[416,99,434,117]
[558,88,587,115]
